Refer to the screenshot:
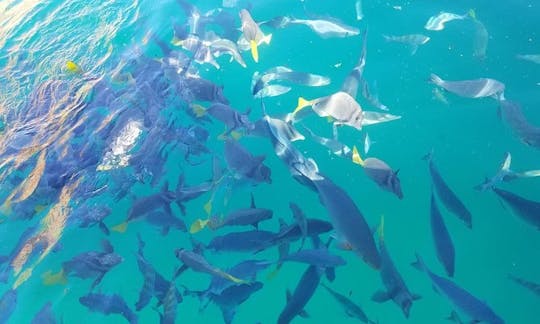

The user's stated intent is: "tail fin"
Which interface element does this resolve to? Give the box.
[190,104,207,118]
[250,40,259,63]
[292,97,312,115]
[190,219,209,234]
[467,9,477,20]
[66,60,82,73]
[262,33,272,45]
[352,146,364,166]
[429,73,444,86]
[500,152,512,172]
[112,222,128,233]
[422,149,434,162]
[42,269,67,285]
[411,253,426,272]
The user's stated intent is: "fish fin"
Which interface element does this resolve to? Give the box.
[220,270,246,284]
[371,290,390,303]
[98,222,110,236]
[325,267,336,282]
[171,35,184,46]
[66,60,81,73]
[468,9,477,20]
[409,44,419,56]
[173,264,189,280]
[230,130,242,140]
[410,253,426,272]
[111,222,128,233]
[266,264,282,280]
[446,310,460,322]
[261,33,272,45]
[299,309,310,318]
[91,273,105,289]
[352,146,364,166]
[250,40,259,63]
[422,149,434,162]
[190,104,207,118]
[501,152,512,171]
[102,240,114,253]
[517,170,540,178]
[249,192,256,208]
[203,198,213,215]
[190,219,209,234]
[292,97,312,115]
[161,226,170,236]
[377,215,385,241]
[42,269,67,286]
[429,74,443,86]
[412,293,422,300]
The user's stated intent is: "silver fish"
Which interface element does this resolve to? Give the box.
[516,54,540,64]
[285,16,360,38]
[424,11,470,31]
[430,73,505,99]
[383,34,430,55]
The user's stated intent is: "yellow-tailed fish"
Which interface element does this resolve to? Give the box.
[111,222,128,233]
[190,219,209,234]
[42,269,67,286]
[65,60,82,73]
[352,146,364,166]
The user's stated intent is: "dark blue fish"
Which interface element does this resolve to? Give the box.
[278,265,322,324]
[210,282,264,324]
[498,99,540,148]
[174,249,245,284]
[146,210,187,235]
[0,289,17,323]
[31,302,57,324]
[207,230,277,253]
[423,152,472,228]
[176,173,216,215]
[280,249,347,268]
[412,254,505,324]
[258,218,333,252]
[352,149,403,199]
[321,283,376,324]
[43,240,123,289]
[430,192,455,277]
[159,281,179,324]
[135,234,182,312]
[508,274,540,298]
[224,138,271,185]
[71,205,111,235]
[193,103,253,135]
[372,218,420,318]
[313,175,380,269]
[182,76,229,104]
[289,203,308,249]
[79,293,138,324]
[492,187,540,230]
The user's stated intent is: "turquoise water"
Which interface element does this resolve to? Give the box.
[0,0,539,323]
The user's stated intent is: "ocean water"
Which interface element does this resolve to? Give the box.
[0,0,539,323]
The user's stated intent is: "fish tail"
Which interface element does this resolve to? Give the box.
[230,130,243,140]
[351,146,364,166]
[66,60,81,73]
[190,104,207,118]
[266,264,282,280]
[410,253,426,272]
[428,73,443,86]
[42,269,67,286]
[292,97,312,115]
[262,33,272,45]
[189,219,209,234]
[467,9,477,20]
[421,149,434,162]
[171,35,184,47]
[250,40,259,63]
[203,196,213,215]
[220,271,246,284]
[111,222,128,233]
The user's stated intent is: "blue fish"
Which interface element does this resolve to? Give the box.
[207,282,264,324]
[0,289,17,323]
[193,103,253,136]
[224,138,271,185]
[159,281,180,324]
[492,187,540,230]
[182,76,229,104]
[313,175,380,269]
[280,249,347,268]
[412,254,505,324]
[79,293,138,324]
[207,230,278,253]
[424,152,472,228]
[289,202,308,249]
[259,218,333,252]
[372,217,420,318]
[321,283,376,324]
[70,205,111,235]
[146,210,187,235]
[31,302,57,324]
[430,192,456,277]
[174,249,245,284]
[508,274,540,298]
[278,265,322,324]
[498,100,540,148]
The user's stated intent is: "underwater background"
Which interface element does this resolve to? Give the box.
[0,0,539,323]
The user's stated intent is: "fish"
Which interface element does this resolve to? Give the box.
[31,302,57,324]
[361,111,401,126]
[281,16,360,38]
[372,217,420,318]
[498,99,540,148]
[112,181,178,233]
[361,80,389,111]
[312,175,380,269]
[277,265,322,324]
[424,11,472,31]
[341,30,368,99]
[70,205,111,235]
[79,293,138,324]
[224,138,271,185]
[191,193,272,233]
[430,192,455,277]
[252,66,330,98]
[206,282,264,324]
[0,289,17,323]
[302,125,353,160]
[430,73,504,99]
[290,91,364,130]
[159,280,180,324]
[259,218,334,252]
[289,203,308,249]
[174,248,246,284]
[239,9,272,63]
[352,147,403,199]
[42,240,123,289]
[279,249,347,268]
[206,230,278,253]
[492,187,540,230]
[383,34,430,55]
[474,152,540,191]
[210,37,247,68]
[472,18,488,59]
[182,76,229,104]
[423,151,472,228]
[192,103,254,136]
[508,274,540,298]
[412,254,505,324]
[516,54,540,64]
[321,283,375,323]
[364,132,374,155]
